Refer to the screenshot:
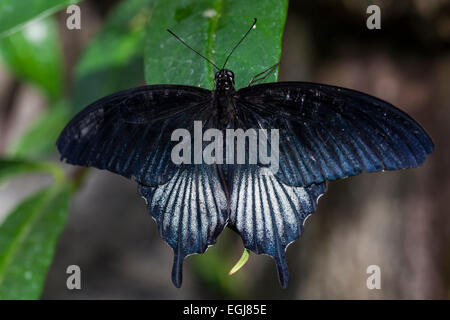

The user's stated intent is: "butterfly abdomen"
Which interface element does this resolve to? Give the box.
[212,90,237,129]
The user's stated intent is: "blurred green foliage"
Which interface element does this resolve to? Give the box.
[6,101,70,158]
[0,0,288,299]
[0,17,64,100]
[0,168,72,299]
[73,0,154,110]
[0,0,81,38]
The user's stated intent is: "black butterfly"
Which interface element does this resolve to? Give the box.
[57,19,434,288]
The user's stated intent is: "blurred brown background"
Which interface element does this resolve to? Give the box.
[1,0,449,299]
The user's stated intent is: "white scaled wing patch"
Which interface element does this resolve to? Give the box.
[138,164,227,287]
[229,165,326,288]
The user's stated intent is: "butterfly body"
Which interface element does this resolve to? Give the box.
[57,23,433,288]
[57,73,433,288]
[212,69,237,129]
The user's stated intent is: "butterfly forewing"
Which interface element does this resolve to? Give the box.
[57,85,212,186]
[236,82,434,187]
[57,71,434,289]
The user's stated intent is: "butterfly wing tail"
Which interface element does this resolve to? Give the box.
[138,164,228,287]
[172,246,184,288]
[274,245,289,289]
[229,165,326,288]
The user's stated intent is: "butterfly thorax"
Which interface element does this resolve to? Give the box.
[213,69,236,128]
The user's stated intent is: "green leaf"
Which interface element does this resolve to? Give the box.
[0,183,72,299]
[144,0,287,295]
[73,0,155,111]
[0,159,65,186]
[0,17,63,99]
[191,240,250,299]
[0,0,81,38]
[145,0,288,89]
[6,101,70,158]
[228,249,250,275]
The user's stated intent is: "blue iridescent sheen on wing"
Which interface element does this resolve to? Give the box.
[138,164,228,288]
[57,75,434,289]
[57,85,212,185]
[237,82,434,187]
[228,165,325,288]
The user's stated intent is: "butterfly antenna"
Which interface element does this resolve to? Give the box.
[167,29,220,71]
[222,18,257,69]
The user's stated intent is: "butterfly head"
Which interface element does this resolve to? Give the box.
[214,69,235,91]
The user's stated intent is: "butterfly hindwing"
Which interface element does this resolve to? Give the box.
[57,75,434,288]
[225,110,325,288]
[228,164,326,288]
[138,163,228,288]
[57,85,212,185]
[237,82,434,187]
